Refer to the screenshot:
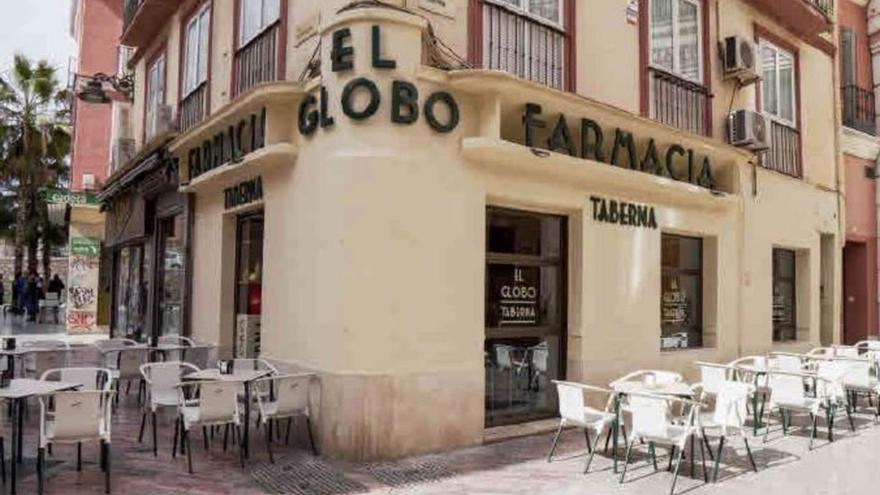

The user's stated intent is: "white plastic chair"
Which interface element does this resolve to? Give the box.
[815,360,857,436]
[157,335,195,361]
[40,368,112,392]
[139,361,200,457]
[694,362,731,401]
[176,380,244,473]
[843,360,880,419]
[113,347,149,403]
[619,392,704,494]
[763,370,823,449]
[37,390,113,494]
[547,381,615,474]
[38,293,61,324]
[253,374,318,462]
[699,381,758,482]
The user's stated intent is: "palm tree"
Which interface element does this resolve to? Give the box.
[0,54,70,276]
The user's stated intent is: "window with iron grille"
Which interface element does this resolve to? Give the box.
[480,0,567,90]
[180,5,211,131]
[759,39,800,177]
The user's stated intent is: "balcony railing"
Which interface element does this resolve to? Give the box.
[807,0,834,21]
[481,1,566,90]
[842,85,876,136]
[648,67,711,136]
[233,23,279,96]
[179,82,208,133]
[763,121,801,177]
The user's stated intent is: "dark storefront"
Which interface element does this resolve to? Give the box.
[100,145,192,341]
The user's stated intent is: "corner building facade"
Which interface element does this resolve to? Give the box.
[117,0,843,460]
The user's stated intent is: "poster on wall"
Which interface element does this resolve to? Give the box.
[67,237,103,335]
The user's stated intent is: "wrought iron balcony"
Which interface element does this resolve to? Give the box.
[842,85,877,136]
[233,23,280,96]
[648,67,711,137]
[742,0,833,42]
[480,1,566,91]
[121,0,178,50]
[762,121,801,178]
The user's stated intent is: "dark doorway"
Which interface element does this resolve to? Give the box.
[843,241,868,345]
[485,207,567,427]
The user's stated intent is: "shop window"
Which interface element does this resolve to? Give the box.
[234,212,264,358]
[114,245,150,340]
[485,208,566,427]
[661,234,703,350]
[157,215,186,337]
[773,248,797,342]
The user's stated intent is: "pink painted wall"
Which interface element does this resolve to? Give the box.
[70,0,122,192]
[844,155,878,341]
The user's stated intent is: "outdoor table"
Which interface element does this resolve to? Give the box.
[184,368,270,459]
[0,379,81,495]
[0,347,69,380]
[609,381,697,475]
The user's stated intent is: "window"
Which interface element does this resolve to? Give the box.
[145,53,166,139]
[239,0,280,47]
[234,212,265,358]
[485,208,566,426]
[183,5,210,97]
[481,0,567,90]
[157,215,186,337]
[649,0,702,82]
[760,40,796,126]
[661,234,703,350]
[773,249,797,342]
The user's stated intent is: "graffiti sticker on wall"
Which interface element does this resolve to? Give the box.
[67,237,101,335]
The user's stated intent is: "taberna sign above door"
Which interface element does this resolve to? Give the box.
[298,25,460,136]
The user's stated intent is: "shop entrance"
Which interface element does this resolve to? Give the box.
[112,244,149,340]
[234,212,265,358]
[155,215,186,337]
[485,207,567,427]
[843,241,868,345]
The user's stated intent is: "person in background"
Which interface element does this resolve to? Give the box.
[12,272,24,315]
[0,273,6,308]
[47,274,64,299]
[25,273,39,322]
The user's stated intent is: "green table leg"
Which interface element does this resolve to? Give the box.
[613,394,621,474]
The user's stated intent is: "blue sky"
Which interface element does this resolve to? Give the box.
[0,0,77,84]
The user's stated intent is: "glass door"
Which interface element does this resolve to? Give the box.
[485,207,567,427]
[234,212,264,358]
[156,215,186,337]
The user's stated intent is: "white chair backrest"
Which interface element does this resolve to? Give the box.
[835,346,859,358]
[158,335,194,347]
[698,364,728,396]
[50,391,105,441]
[555,381,586,425]
[842,361,873,389]
[494,345,514,369]
[816,361,849,402]
[184,346,213,369]
[273,375,312,417]
[118,348,147,377]
[41,367,110,392]
[142,362,199,406]
[630,395,670,440]
[774,355,802,373]
[531,345,549,373]
[196,381,239,424]
[713,381,752,433]
[651,370,683,386]
[768,372,806,405]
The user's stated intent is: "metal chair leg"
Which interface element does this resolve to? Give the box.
[266,420,275,463]
[152,411,158,458]
[286,418,292,446]
[1,436,5,484]
[700,428,714,461]
[667,446,675,471]
[669,442,686,495]
[105,441,111,495]
[584,428,602,474]
[809,412,818,451]
[649,442,657,471]
[547,421,563,462]
[237,426,245,468]
[37,447,45,495]
[712,435,725,483]
[172,417,179,459]
[619,438,635,484]
[306,417,318,455]
[698,435,708,483]
[743,437,757,472]
[203,426,209,451]
[223,424,230,453]
[185,429,193,474]
[77,442,82,471]
[138,412,146,443]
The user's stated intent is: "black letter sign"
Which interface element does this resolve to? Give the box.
[372,25,397,69]
[424,91,460,133]
[342,77,381,120]
[331,28,354,72]
[298,94,319,135]
[523,103,545,147]
[391,80,419,124]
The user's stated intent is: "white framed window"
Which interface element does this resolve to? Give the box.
[145,54,166,137]
[649,0,703,83]
[183,5,210,97]
[486,0,563,28]
[239,0,280,47]
[760,39,796,126]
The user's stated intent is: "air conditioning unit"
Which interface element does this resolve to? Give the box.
[112,137,136,171]
[147,104,176,141]
[728,110,770,151]
[722,36,759,84]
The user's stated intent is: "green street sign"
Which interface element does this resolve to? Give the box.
[70,237,100,257]
[43,189,99,207]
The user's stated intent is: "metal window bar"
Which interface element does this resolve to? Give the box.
[762,121,801,177]
[482,2,565,90]
[179,82,207,133]
[233,23,279,96]
[807,0,834,21]
[649,67,710,136]
[841,85,876,136]
[122,0,144,33]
